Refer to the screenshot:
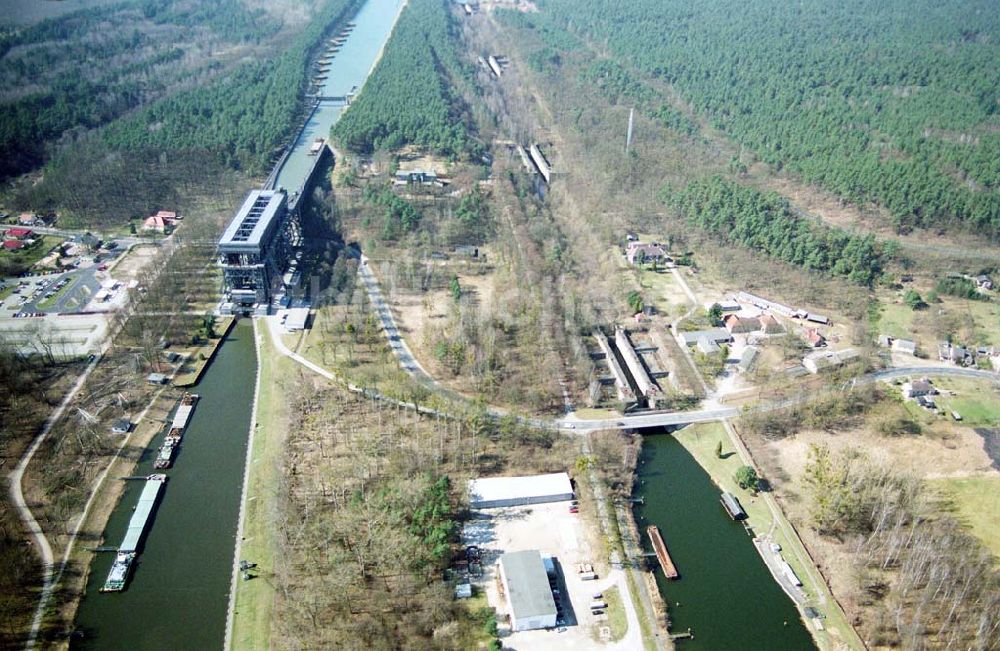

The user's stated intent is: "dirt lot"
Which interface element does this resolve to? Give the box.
[462,501,642,650]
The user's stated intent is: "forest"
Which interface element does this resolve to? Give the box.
[670,176,895,286]
[0,0,280,179]
[536,0,1000,236]
[13,0,362,225]
[331,0,479,158]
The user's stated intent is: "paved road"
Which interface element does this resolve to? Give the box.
[9,355,99,649]
[356,254,435,381]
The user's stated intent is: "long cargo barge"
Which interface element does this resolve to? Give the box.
[101,475,168,592]
[647,525,679,579]
[154,393,199,469]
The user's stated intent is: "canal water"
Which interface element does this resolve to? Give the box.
[72,321,257,650]
[273,0,406,192]
[634,430,816,650]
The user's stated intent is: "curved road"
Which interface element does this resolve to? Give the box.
[9,356,98,649]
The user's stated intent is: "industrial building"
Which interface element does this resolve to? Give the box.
[218,190,294,315]
[497,550,558,631]
[468,472,574,509]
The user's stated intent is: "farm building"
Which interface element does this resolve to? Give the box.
[497,550,558,631]
[468,472,573,509]
[679,328,733,347]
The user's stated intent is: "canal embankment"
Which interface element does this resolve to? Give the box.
[172,316,236,387]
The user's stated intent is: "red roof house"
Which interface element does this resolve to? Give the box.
[5,227,34,239]
[142,215,168,232]
[805,328,826,347]
[3,239,25,250]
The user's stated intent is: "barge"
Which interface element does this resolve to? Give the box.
[720,491,748,521]
[101,475,167,592]
[647,525,679,579]
[153,441,175,469]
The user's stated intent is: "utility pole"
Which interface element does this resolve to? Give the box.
[625,107,635,153]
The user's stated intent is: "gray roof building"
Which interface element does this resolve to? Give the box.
[679,328,732,347]
[498,550,557,631]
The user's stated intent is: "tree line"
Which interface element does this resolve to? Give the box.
[536,0,1000,236]
[0,0,280,179]
[332,0,480,158]
[669,176,896,286]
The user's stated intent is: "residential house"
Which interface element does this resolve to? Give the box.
[723,314,760,334]
[939,342,972,365]
[111,419,132,434]
[804,328,826,347]
[625,241,670,266]
[75,233,101,249]
[902,380,936,399]
[758,315,784,334]
[142,214,169,232]
[3,240,25,250]
[5,227,34,240]
[737,346,760,374]
[696,337,721,354]
[803,348,860,374]
[18,213,42,226]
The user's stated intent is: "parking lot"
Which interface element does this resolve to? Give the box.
[463,501,642,650]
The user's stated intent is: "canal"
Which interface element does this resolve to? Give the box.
[273,0,406,192]
[634,430,815,650]
[72,322,257,650]
[72,0,407,644]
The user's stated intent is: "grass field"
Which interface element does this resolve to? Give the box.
[674,423,862,651]
[930,475,1000,564]
[932,378,1000,426]
[596,585,628,642]
[874,301,915,340]
[0,235,64,271]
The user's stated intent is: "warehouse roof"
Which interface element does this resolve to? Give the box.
[468,472,572,508]
[499,551,557,621]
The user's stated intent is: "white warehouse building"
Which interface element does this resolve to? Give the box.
[467,472,574,509]
[497,550,558,631]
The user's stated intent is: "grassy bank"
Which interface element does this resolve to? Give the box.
[172,317,236,387]
[228,325,295,650]
[672,423,862,651]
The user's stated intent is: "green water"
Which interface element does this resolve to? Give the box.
[634,430,816,650]
[72,321,257,650]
